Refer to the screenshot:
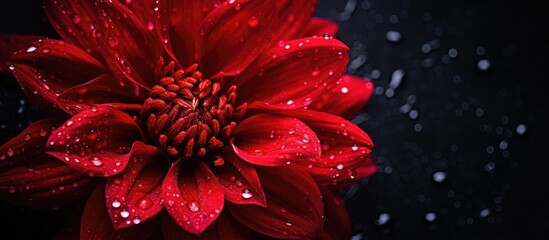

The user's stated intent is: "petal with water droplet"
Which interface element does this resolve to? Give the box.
[162,159,224,236]
[0,118,96,208]
[105,142,168,229]
[236,37,349,109]
[228,167,323,239]
[199,0,277,76]
[275,0,318,40]
[161,210,252,240]
[311,74,374,119]
[46,106,142,177]
[7,39,108,115]
[317,188,351,240]
[211,147,266,207]
[81,184,161,240]
[0,33,43,73]
[231,114,321,167]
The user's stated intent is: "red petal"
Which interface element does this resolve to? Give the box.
[94,0,163,87]
[210,147,266,207]
[302,18,339,38]
[105,142,168,229]
[7,39,108,115]
[0,119,96,208]
[44,0,105,60]
[236,37,349,109]
[162,159,225,235]
[199,0,278,76]
[46,106,142,177]
[154,0,221,68]
[119,0,156,27]
[311,75,374,119]
[249,106,376,186]
[162,210,252,240]
[228,167,323,239]
[57,74,149,113]
[81,184,161,240]
[0,34,42,73]
[276,0,317,41]
[231,113,321,167]
[317,188,351,240]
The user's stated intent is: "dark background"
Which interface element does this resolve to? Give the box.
[1,0,548,239]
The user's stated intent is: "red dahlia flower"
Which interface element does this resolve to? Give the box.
[0,0,376,239]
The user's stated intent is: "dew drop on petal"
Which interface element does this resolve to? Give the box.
[112,199,121,208]
[241,188,253,199]
[73,15,81,24]
[26,45,37,53]
[136,196,154,210]
[41,47,51,53]
[302,134,310,143]
[323,33,331,39]
[24,133,31,141]
[133,216,141,224]
[89,155,103,167]
[336,163,344,170]
[120,209,130,218]
[8,64,15,70]
[341,87,349,94]
[188,202,200,212]
[351,144,359,151]
[248,16,259,27]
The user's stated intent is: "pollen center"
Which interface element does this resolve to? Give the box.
[140,61,246,158]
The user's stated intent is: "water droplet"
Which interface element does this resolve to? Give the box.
[120,209,130,218]
[286,100,294,105]
[188,202,200,212]
[323,33,331,39]
[351,144,359,151]
[24,133,31,141]
[241,188,253,199]
[136,196,154,210]
[341,87,349,94]
[26,45,37,53]
[41,47,51,53]
[146,20,154,31]
[336,163,344,170]
[73,15,81,24]
[311,68,320,77]
[302,134,310,143]
[432,171,447,183]
[516,124,527,136]
[228,0,236,3]
[112,199,121,208]
[477,59,491,71]
[385,30,402,43]
[425,212,437,222]
[6,148,14,157]
[89,155,103,167]
[285,220,293,226]
[66,120,74,126]
[375,213,391,226]
[284,44,290,50]
[8,64,15,70]
[133,216,141,224]
[248,16,259,27]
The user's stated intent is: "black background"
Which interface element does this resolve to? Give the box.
[1,0,548,239]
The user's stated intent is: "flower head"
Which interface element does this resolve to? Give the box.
[0,0,376,239]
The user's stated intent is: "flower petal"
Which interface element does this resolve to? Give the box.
[57,74,149,113]
[81,184,161,240]
[276,0,317,41]
[46,106,142,177]
[44,0,104,60]
[162,159,225,236]
[302,17,339,38]
[0,119,96,208]
[153,0,220,68]
[210,147,266,207]
[231,113,321,167]
[105,142,169,229]
[94,0,163,87]
[199,0,278,76]
[7,39,108,115]
[236,37,349,109]
[248,106,375,186]
[311,75,374,119]
[0,33,42,73]
[162,210,252,240]
[228,167,323,239]
[317,188,351,240]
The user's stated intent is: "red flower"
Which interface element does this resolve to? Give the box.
[0,0,376,239]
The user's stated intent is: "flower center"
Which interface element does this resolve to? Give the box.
[140,61,246,158]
